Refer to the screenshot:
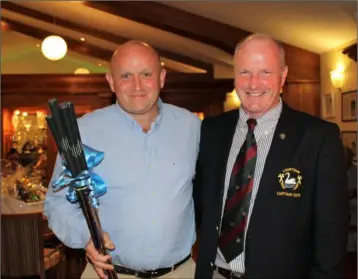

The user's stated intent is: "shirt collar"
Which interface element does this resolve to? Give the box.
[115,98,164,133]
[238,98,283,138]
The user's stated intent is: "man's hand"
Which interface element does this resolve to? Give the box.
[86,232,116,279]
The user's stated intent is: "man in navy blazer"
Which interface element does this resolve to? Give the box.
[193,34,349,279]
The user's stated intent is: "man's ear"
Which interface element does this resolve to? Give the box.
[159,68,167,89]
[281,66,288,87]
[105,72,115,92]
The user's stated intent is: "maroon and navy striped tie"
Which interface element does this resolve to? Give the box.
[218,118,257,263]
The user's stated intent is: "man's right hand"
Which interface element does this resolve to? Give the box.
[85,232,116,279]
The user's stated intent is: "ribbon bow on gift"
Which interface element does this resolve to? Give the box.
[51,144,107,209]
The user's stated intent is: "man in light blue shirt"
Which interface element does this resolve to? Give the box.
[44,41,201,279]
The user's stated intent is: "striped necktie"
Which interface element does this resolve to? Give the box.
[219,118,257,263]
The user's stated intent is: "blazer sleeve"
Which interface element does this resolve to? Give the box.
[310,123,350,279]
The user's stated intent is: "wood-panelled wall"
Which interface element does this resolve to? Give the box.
[1,73,232,177]
[282,81,321,117]
[1,68,321,180]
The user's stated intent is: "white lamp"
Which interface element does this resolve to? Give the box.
[41,35,67,61]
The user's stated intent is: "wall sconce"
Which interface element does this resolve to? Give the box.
[330,69,344,90]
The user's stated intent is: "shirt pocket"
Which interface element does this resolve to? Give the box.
[160,147,196,186]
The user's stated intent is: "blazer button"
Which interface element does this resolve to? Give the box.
[210,262,214,267]
[216,226,219,230]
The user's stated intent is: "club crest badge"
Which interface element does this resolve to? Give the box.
[277,168,303,198]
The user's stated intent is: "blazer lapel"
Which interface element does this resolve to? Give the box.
[252,103,304,210]
[214,110,239,200]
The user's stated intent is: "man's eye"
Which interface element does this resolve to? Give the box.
[121,74,129,79]
[142,72,152,77]
[240,70,249,75]
[262,70,271,74]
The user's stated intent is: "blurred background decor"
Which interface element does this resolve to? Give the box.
[1,158,47,206]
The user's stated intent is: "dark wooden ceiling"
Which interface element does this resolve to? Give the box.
[1,1,213,74]
[1,1,322,81]
[343,43,357,62]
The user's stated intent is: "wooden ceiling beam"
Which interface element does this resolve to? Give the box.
[2,17,113,61]
[2,17,182,72]
[83,1,243,55]
[83,1,320,82]
[342,43,357,62]
[2,1,213,75]
[2,2,126,45]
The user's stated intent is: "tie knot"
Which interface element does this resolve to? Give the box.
[247,118,257,132]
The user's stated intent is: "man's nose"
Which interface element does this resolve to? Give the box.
[134,75,142,90]
[249,75,259,89]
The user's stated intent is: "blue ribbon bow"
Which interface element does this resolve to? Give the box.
[51,144,107,209]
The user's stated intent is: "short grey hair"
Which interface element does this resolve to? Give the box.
[234,33,286,68]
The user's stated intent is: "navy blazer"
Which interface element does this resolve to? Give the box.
[193,103,349,279]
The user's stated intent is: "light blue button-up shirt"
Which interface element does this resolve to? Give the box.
[44,99,201,270]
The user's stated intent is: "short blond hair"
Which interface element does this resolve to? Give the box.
[234,33,286,68]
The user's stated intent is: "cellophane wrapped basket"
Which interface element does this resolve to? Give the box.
[1,159,47,204]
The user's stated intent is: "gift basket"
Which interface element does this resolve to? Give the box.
[1,158,47,205]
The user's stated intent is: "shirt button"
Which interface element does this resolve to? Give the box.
[236,238,241,243]
[230,221,235,227]
[242,211,247,216]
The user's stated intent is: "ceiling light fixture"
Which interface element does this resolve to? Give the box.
[41,35,67,61]
[74,68,90,74]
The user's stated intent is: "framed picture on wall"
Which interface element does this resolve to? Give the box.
[341,90,357,122]
[322,92,335,118]
[341,131,357,163]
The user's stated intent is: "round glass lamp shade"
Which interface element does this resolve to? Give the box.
[41,35,67,61]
